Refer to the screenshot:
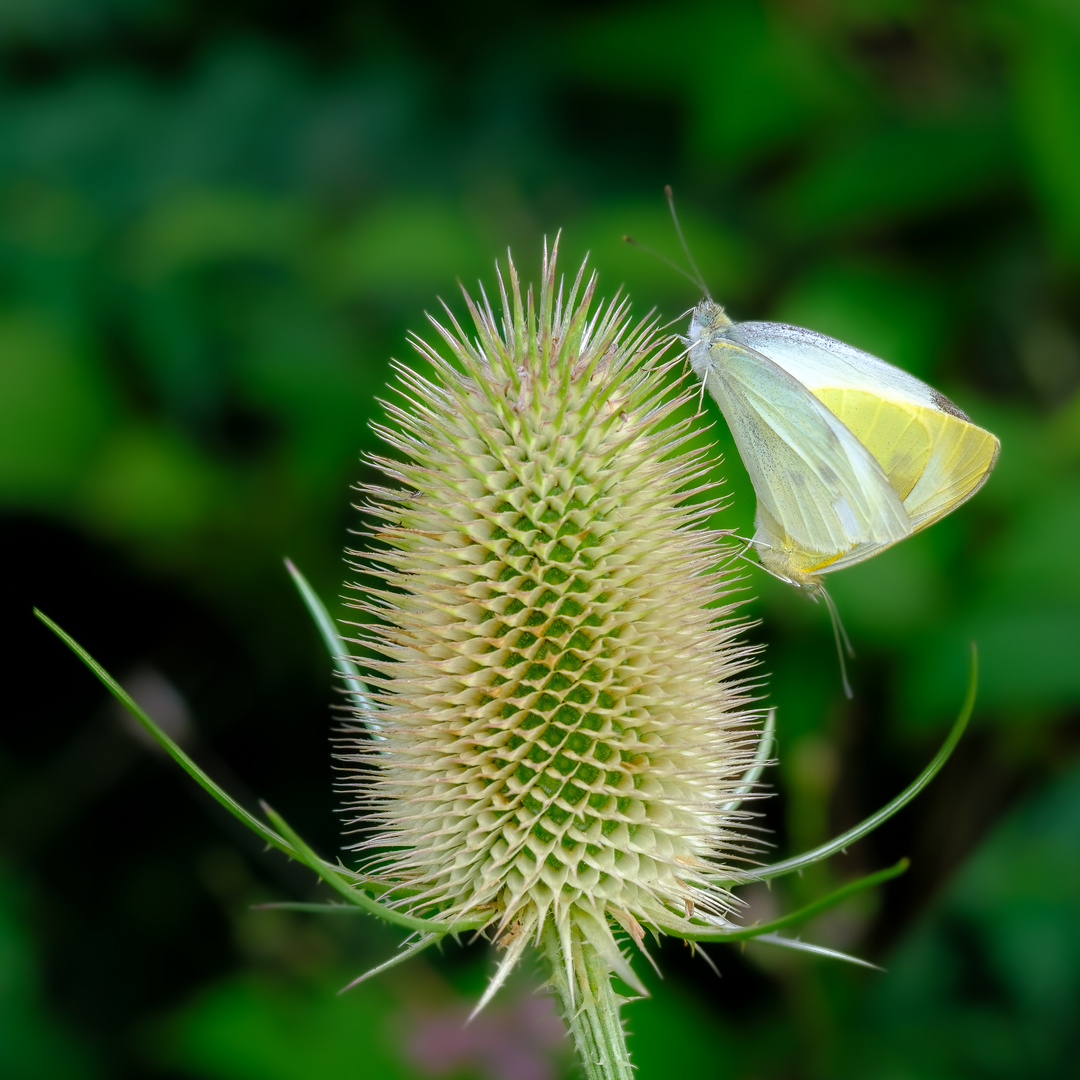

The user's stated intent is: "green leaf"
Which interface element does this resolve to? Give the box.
[687,858,909,943]
[740,645,977,884]
[34,607,294,859]
[35,609,480,937]
[259,802,479,935]
[337,933,443,994]
[284,559,373,715]
[720,706,775,812]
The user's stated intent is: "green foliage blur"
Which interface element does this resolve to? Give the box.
[2,2,1078,1078]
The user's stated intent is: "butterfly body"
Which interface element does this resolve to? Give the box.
[687,299,1000,588]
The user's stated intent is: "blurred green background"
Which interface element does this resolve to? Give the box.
[2,1,1079,1078]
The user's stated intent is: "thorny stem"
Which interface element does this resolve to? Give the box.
[541,918,635,1080]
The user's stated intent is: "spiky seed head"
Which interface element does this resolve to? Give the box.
[340,239,764,996]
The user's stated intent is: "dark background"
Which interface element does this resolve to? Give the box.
[2,2,1079,1078]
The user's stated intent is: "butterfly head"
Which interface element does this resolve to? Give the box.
[686,299,734,378]
[688,298,733,340]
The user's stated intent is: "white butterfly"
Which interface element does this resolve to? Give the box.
[687,298,999,692]
[688,298,999,586]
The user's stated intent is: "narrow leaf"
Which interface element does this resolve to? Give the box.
[338,933,443,994]
[750,932,881,970]
[720,706,775,812]
[260,802,483,935]
[37,608,483,939]
[284,558,374,715]
[35,609,294,859]
[252,902,371,915]
[742,646,977,884]
[686,858,909,942]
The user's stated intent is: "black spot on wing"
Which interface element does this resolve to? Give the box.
[931,388,971,421]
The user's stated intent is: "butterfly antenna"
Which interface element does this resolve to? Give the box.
[664,185,710,299]
[815,585,855,699]
[622,234,705,292]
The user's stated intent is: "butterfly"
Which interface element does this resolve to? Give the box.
[628,187,999,693]
[687,298,1000,591]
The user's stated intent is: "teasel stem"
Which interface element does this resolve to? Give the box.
[541,918,634,1080]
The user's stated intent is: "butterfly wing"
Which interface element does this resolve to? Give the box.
[695,334,911,576]
[730,322,1000,530]
[729,322,939,404]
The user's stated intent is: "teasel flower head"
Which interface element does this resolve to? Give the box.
[340,239,765,1057]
